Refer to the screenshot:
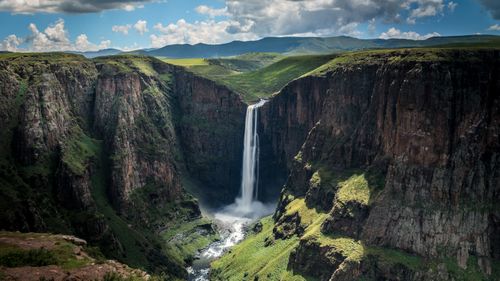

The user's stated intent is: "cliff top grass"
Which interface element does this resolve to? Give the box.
[94,54,166,77]
[189,53,335,102]
[159,57,209,66]
[0,232,94,270]
[207,52,283,72]
[219,54,336,102]
[0,52,87,62]
[306,47,500,76]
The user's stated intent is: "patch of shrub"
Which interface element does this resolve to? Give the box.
[0,248,58,267]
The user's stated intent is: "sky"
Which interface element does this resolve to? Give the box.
[0,0,499,52]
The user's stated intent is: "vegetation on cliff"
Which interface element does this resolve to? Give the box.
[162,53,335,102]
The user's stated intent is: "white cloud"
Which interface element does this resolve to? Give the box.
[3,19,111,52]
[112,24,132,35]
[404,0,445,24]
[134,20,149,35]
[44,19,70,43]
[0,0,151,14]
[151,0,414,46]
[447,1,457,12]
[123,4,145,12]
[151,19,257,47]
[1,35,22,51]
[379,27,440,40]
[195,5,229,17]
[74,34,112,51]
[27,21,72,51]
[488,24,500,31]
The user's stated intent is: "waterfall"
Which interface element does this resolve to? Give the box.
[187,100,274,280]
[236,99,267,213]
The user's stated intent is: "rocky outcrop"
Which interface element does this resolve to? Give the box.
[266,49,500,280]
[0,231,150,281]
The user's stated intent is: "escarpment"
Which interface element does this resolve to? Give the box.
[0,53,249,278]
[262,49,500,280]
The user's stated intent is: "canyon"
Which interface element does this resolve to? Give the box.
[0,48,499,281]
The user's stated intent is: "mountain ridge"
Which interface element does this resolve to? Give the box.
[71,35,500,58]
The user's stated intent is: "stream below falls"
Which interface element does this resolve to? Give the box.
[188,100,272,280]
[187,201,275,281]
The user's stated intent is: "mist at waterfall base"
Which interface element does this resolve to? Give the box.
[220,99,275,219]
[187,100,275,281]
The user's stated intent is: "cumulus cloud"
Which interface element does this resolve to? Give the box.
[146,0,451,47]
[196,5,228,17]
[488,24,500,31]
[479,0,500,20]
[188,0,447,39]
[379,27,440,40]
[112,24,132,35]
[134,20,149,35]
[219,0,403,37]
[27,20,72,51]
[75,34,111,51]
[150,0,403,44]
[2,19,111,52]
[151,19,257,47]
[0,0,151,14]
[1,34,22,51]
[404,0,445,24]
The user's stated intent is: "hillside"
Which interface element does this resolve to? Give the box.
[171,54,336,102]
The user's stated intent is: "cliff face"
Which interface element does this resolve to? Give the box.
[0,53,250,278]
[265,49,500,280]
[258,75,330,200]
[172,70,246,204]
[93,61,184,216]
[0,54,99,230]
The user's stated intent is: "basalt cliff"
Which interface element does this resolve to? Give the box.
[257,49,500,280]
[0,53,246,279]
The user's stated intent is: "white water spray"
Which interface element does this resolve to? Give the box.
[235,99,267,213]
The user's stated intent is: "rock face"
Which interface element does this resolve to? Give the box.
[0,53,249,278]
[172,70,246,204]
[264,49,500,280]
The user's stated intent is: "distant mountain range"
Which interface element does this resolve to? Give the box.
[72,48,122,58]
[77,35,500,58]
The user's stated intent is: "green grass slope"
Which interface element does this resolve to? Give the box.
[207,52,283,72]
[211,216,311,281]
[219,54,336,101]
[180,54,335,102]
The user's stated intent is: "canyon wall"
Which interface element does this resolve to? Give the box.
[173,70,246,204]
[263,49,500,280]
[0,54,249,278]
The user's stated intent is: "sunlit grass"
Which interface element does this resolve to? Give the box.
[159,57,209,66]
